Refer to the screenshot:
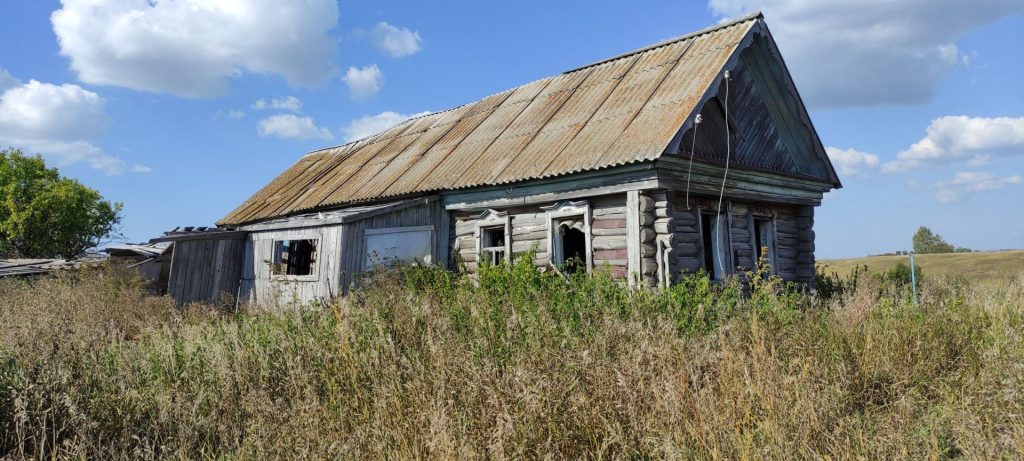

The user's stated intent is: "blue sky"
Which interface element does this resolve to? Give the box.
[0,0,1022,258]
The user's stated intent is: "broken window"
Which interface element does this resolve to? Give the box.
[553,220,587,273]
[700,212,729,280]
[272,239,317,276]
[480,225,507,265]
[753,217,776,274]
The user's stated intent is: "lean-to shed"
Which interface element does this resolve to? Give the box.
[165,12,840,306]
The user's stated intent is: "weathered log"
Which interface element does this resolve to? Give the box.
[675,256,703,271]
[639,195,656,212]
[592,219,626,230]
[512,241,545,253]
[592,238,626,250]
[594,249,628,260]
[593,228,627,237]
[592,206,626,217]
[641,258,658,276]
[673,232,699,244]
[673,243,701,256]
[640,228,656,243]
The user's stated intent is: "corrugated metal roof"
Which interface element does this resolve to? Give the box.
[219,13,761,226]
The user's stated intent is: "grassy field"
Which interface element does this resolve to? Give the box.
[1,261,1022,459]
[819,249,1024,286]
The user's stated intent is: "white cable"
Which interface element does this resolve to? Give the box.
[714,71,731,277]
[685,114,701,210]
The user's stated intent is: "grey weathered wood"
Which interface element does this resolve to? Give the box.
[626,190,641,285]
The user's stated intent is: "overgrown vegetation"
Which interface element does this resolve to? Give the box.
[1,259,1022,459]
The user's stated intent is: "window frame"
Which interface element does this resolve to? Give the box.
[271,238,319,281]
[363,225,435,269]
[542,200,592,272]
[752,215,778,275]
[473,209,512,266]
[698,208,731,280]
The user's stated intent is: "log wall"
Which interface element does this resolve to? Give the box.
[453,194,629,279]
[660,190,815,285]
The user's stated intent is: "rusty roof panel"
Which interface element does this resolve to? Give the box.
[456,71,593,187]
[491,56,640,184]
[374,90,515,200]
[218,15,759,226]
[543,40,691,177]
[415,78,551,192]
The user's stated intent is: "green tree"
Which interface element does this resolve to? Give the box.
[911,226,968,254]
[0,148,122,259]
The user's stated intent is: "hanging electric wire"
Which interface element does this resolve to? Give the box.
[684,113,702,210]
[714,70,731,276]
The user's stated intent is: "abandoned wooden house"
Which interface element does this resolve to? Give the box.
[159,12,840,306]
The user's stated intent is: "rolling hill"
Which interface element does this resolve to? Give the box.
[817,249,1024,286]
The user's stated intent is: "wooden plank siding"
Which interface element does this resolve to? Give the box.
[167,237,245,306]
[236,199,448,307]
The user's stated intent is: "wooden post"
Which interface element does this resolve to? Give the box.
[626,190,641,287]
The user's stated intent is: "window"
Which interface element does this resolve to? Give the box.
[364,226,434,269]
[554,220,587,273]
[700,212,729,280]
[753,217,776,273]
[473,209,511,266]
[273,239,317,276]
[480,226,507,265]
[542,200,591,274]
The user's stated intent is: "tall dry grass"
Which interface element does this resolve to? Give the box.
[0,260,1021,460]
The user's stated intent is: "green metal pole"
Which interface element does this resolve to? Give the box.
[909,250,917,305]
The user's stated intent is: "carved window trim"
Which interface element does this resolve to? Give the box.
[542,200,592,272]
[472,209,512,266]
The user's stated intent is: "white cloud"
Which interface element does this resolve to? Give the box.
[252,96,302,112]
[369,22,423,58]
[51,0,339,98]
[825,146,879,177]
[341,110,431,142]
[257,114,332,140]
[343,65,383,101]
[0,68,19,92]
[227,110,246,119]
[0,79,147,174]
[932,171,1022,203]
[708,0,1024,108]
[883,116,1024,173]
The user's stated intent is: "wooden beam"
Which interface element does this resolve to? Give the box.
[443,164,658,211]
[626,190,641,287]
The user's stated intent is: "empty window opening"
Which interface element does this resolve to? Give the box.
[753,218,776,274]
[700,212,729,280]
[701,213,717,280]
[558,224,587,274]
[273,239,317,276]
[480,226,507,265]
